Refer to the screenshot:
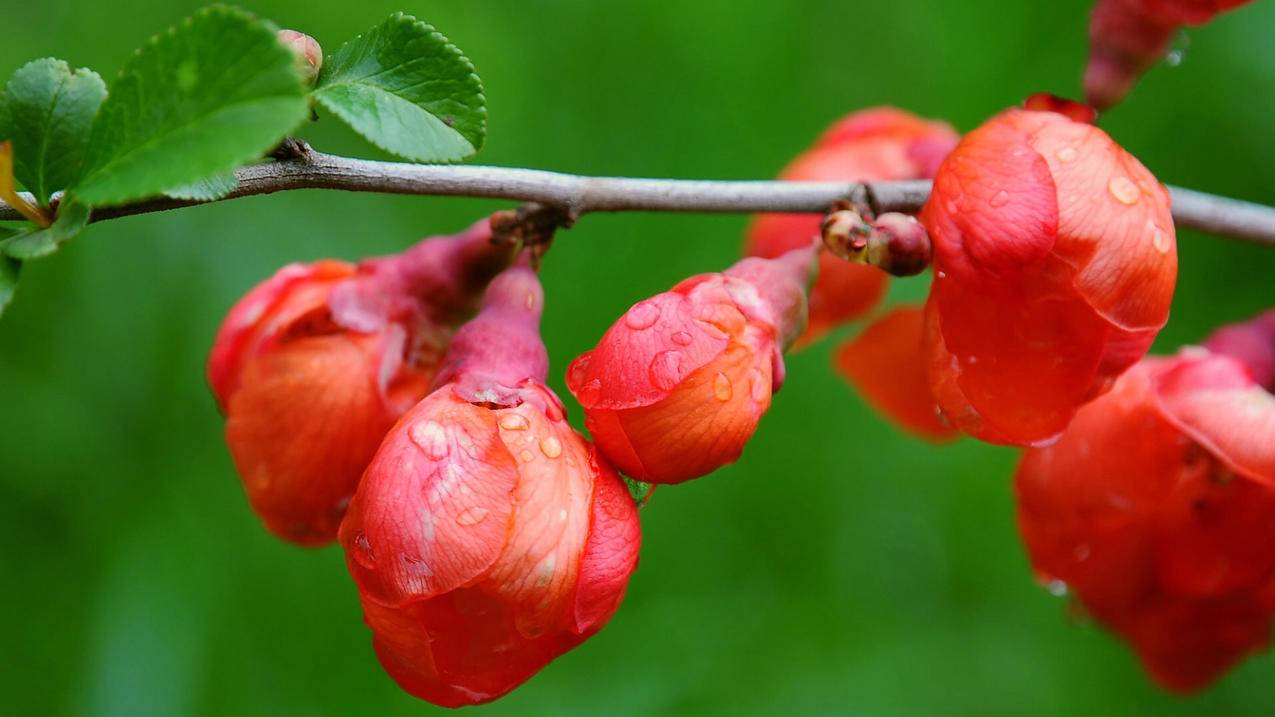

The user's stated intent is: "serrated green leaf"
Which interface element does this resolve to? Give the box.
[0,255,19,318]
[73,5,309,206]
[1,200,90,260]
[163,170,238,201]
[0,58,106,206]
[313,13,486,163]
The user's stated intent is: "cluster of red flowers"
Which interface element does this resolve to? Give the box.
[205,2,1265,704]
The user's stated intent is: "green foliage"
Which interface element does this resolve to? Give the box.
[623,476,654,507]
[72,5,309,206]
[0,252,17,318]
[1,200,90,260]
[0,59,106,206]
[163,171,238,201]
[313,13,487,163]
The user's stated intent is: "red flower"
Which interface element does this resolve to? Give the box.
[207,218,512,545]
[921,104,1176,446]
[1085,0,1255,109]
[836,305,957,441]
[1016,312,1275,692]
[745,107,958,344]
[339,266,640,707]
[567,247,814,484]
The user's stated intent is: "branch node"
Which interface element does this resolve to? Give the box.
[490,203,574,267]
[269,137,315,163]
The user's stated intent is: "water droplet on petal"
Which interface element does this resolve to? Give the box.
[748,368,769,403]
[1046,579,1069,597]
[649,350,684,391]
[540,435,562,459]
[625,300,660,330]
[1055,146,1077,163]
[1108,176,1139,205]
[455,506,489,526]
[713,372,733,401]
[989,190,1009,208]
[524,292,536,310]
[519,449,535,463]
[936,270,947,280]
[499,413,529,431]
[1148,220,1171,254]
[671,330,693,346]
[409,420,450,459]
[575,378,602,405]
[567,354,591,385]
[352,531,376,566]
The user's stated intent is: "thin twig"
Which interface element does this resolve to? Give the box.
[0,149,1271,244]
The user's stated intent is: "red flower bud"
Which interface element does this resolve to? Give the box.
[339,266,640,707]
[1085,0,1254,109]
[278,29,323,86]
[835,305,957,441]
[745,107,958,345]
[921,106,1176,446]
[568,246,815,484]
[207,218,513,545]
[1016,316,1275,691]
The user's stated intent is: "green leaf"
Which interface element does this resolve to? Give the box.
[73,6,309,206]
[1,200,90,260]
[163,171,238,201]
[0,58,106,206]
[622,477,654,508]
[0,255,19,318]
[313,13,486,163]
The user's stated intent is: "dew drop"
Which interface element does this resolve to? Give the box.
[409,420,450,459]
[625,300,660,330]
[748,368,769,403]
[671,330,693,346]
[575,378,602,405]
[712,372,733,401]
[989,190,1010,208]
[936,270,947,280]
[519,449,535,463]
[1148,221,1171,254]
[524,292,536,310]
[567,354,591,386]
[1108,176,1139,205]
[1165,30,1189,67]
[1055,146,1078,163]
[352,531,375,566]
[499,413,529,431]
[649,350,684,391]
[558,508,568,522]
[455,506,489,526]
[1046,579,1069,597]
[540,435,563,459]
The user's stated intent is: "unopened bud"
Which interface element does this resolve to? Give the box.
[822,209,932,277]
[278,29,323,86]
[869,213,932,276]
[820,209,873,262]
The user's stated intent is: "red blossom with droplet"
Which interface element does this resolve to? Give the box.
[338,265,640,708]
[836,305,957,442]
[744,107,958,345]
[206,218,513,545]
[1085,0,1255,109]
[1016,311,1275,692]
[920,104,1176,446]
[567,246,815,484]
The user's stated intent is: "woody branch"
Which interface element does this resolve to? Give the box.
[2,143,1273,244]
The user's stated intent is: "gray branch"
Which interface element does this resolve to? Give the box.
[2,149,1272,244]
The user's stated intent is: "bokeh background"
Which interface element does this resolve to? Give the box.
[2,1,1273,714]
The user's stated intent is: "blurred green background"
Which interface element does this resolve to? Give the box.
[2,1,1273,714]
